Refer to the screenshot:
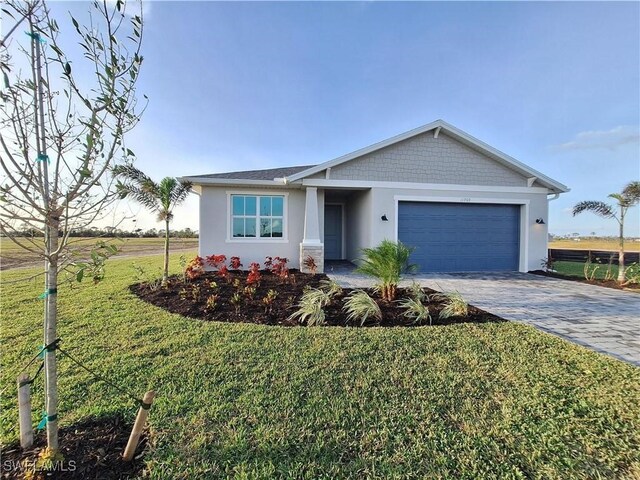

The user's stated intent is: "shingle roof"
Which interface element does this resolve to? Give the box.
[193,165,315,181]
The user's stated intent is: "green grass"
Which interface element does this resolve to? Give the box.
[0,236,198,269]
[554,261,621,280]
[1,253,639,479]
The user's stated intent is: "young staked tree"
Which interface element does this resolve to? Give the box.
[112,165,192,284]
[0,0,144,451]
[573,181,640,283]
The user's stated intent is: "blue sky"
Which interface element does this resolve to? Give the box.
[54,1,639,235]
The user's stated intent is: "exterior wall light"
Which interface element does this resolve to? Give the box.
[535,218,545,224]
[381,214,388,221]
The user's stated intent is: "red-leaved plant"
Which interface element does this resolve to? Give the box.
[272,256,289,281]
[264,256,273,270]
[247,262,262,286]
[218,265,231,282]
[185,256,205,280]
[230,256,243,270]
[206,254,227,270]
[303,255,317,274]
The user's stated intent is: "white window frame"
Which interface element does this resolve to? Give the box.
[226,191,289,243]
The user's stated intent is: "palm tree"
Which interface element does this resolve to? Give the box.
[573,181,640,283]
[113,165,192,284]
[356,240,417,301]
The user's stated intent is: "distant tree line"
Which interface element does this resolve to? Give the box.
[3,227,198,238]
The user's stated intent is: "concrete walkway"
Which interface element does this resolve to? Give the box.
[325,263,640,366]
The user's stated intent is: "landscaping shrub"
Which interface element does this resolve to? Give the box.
[356,240,417,301]
[407,280,427,303]
[343,290,382,326]
[289,287,332,326]
[436,291,469,319]
[303,255,318,274]
[398,297,431,325]
[185,256,205,280]
[246,262,262,286]
[319,279,343,298]
[206,254,227,269]
[229,256,243,270]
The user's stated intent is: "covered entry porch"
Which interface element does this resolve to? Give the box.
[299,186,371,273]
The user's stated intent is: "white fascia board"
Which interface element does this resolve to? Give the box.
[287,119,570,194]
[437,121,570,193]
[301,178,551,194]
[178,176,294,188]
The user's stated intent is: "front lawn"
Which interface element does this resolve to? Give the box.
[1,253,639,478]
[554,260,622,280]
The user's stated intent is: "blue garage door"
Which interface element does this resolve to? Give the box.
[398,202,520,272]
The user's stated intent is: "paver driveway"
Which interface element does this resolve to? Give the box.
[326,265,640,365]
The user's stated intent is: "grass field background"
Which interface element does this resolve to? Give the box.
[549,239,640,251]
[1,253,639,478]
[0,237,198,270]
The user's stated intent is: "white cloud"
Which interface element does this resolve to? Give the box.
[553,125,640,151]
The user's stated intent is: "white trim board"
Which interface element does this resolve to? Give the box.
[180,177,291,187]
[302,178,550,194]
[393,196,530,272]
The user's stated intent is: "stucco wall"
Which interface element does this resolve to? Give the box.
[328,132,528,187]
[198,186,311,268]
[198,183,550,272]
[368,186,549,272]
[345,190,372,263]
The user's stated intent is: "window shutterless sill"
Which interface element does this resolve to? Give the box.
[225,238,289,244]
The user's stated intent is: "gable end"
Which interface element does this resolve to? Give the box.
[327,131,528,187]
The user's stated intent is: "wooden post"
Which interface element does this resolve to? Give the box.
[17,373,33,449]
[123,390,155,461]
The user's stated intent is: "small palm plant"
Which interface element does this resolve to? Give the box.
[343,290,382,326]
[356,240,417,301]
[573,181,640,283]
[113,165,192,284]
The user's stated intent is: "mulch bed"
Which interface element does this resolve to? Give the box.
[131,270,503,327]
[1,415,147,480]
[529,270,640,292]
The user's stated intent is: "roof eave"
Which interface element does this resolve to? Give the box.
[178,176,291,187]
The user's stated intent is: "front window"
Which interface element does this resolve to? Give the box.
[231,195,284,238]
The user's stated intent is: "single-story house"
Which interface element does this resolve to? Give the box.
[181,120,569,273]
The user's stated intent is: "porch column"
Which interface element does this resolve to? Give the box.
[300,187,324,273]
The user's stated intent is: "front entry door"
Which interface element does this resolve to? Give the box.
[324,204,343,260]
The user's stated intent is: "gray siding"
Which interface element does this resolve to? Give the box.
[328,132,527,187]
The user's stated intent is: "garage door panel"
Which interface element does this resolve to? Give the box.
[398,202,520,272]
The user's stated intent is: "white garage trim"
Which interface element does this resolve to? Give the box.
[393,195,530,272]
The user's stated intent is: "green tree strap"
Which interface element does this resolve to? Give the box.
[25,31,46,44]
[39,288,58,299]
[37,412,57,431]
